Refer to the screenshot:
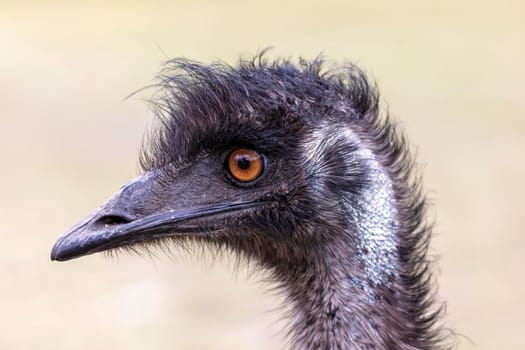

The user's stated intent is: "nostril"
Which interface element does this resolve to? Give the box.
[95,215,133,226]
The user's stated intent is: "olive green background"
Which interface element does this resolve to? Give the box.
[2,1,523,349]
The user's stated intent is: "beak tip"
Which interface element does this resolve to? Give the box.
[50,241,67,261]
[50,236,84,262]
[50,246,67,261]
[50,224,117,262]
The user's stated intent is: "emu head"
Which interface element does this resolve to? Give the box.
[51,57,447,349]
[51,57,393,283]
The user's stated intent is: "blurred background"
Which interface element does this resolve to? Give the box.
[1,0,523,349]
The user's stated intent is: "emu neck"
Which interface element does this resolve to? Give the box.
[283,237,401,349]
[283,205,402,349]
[286,124,404,349]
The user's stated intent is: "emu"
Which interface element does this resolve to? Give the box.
[51,56,449,349]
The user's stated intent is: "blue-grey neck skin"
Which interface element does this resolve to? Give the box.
[307,123,398,293]
[284,123,400,348]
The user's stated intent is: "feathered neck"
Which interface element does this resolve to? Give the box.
[273,116,447,349]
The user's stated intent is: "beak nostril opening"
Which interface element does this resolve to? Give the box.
[95,215,133,226]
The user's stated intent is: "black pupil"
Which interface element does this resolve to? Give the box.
[237,156,251,170]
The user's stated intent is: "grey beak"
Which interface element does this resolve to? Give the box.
[51,171,268,261]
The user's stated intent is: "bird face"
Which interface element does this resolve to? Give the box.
[51,141,306,261]
[51,58,372,264]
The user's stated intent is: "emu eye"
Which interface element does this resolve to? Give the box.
[227,148,265,183]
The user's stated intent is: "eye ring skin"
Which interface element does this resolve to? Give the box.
[226,148,266,184]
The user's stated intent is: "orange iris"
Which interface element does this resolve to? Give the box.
[227,148,264,182]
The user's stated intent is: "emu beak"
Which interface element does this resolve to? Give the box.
[51,171,267,261]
